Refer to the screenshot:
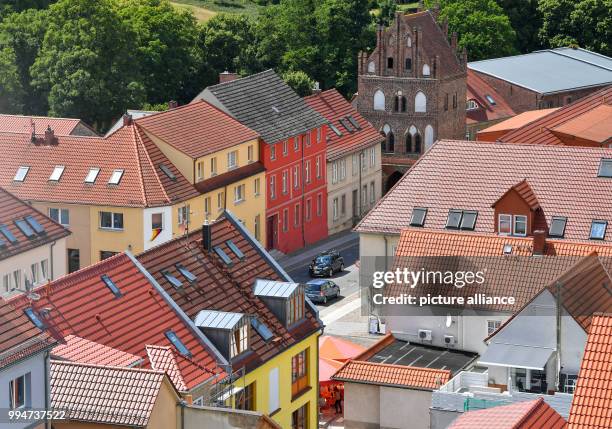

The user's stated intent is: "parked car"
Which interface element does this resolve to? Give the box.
[305,279,340,304]
[308,250,344,277]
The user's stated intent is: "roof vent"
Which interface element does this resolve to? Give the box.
[503,244,512,255]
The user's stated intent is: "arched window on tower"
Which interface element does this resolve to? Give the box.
[406,126,417,152]
[425,125,434,151]
[373,90,385,111]
[415,91,426,113]
[367,62,375,74]
[381,124,392,153]
[406,36,412,47]
[401,96,407,112]
[394,96,399,112]
[422,64,431,76]
[388,131,395,153]
[414,133,422,154]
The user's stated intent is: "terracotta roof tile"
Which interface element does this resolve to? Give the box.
[356,139,612,243]
[467,70,515,125]
[449,398,567,429]
[0,114,91,136]
[304,89,384,161]
[146,345,188,392]
[50,360,169,427]
[52,335,142,367]
[0,187,70,261]
[332,359,450,390]
[551,105,612,145]
[568,313,612,429]
[137,101,259,159]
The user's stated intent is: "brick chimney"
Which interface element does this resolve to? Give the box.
[533,230,546,255]
[184,394,193,405]
[44,126,58,145]
[202,220,212,252]
[219,71,239,84]
[122,114,133,126]
[168,100,178,109]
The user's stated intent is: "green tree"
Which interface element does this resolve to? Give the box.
[116,0,201,105]
[376,0,397,26]
[427,0,517,60]
[495,0,542,53]
[539,0,611,56]
[0,0,55,19]
[282,70,315,96]
[30,0,144,130]
[0,47,23,113]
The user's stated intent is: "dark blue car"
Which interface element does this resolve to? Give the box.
[305,279,340,304]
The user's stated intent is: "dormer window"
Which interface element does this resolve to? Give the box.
[194,310,249,360]
[590,220,607,240]
[549,217,567,238]
[254,279,305,327]
[499,214,527,236]
[287,287,305,326]
[466,100,479,110]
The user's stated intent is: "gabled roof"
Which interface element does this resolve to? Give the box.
[136,101,259,159]
[568,313,612,429]
[469,48,612,94]
[50,360,173,427]
[466,70,515,125]
[0,125,199,207]
[0,114,95,136]
[0,300,57,369]
[332,359,450,390]
[136,212,322,373]
[146,345,188,392]
[7,253,223,390]
[477,108,559,139]
[500,86,612,146]
[492,180,540,211]
[356,139,612,243]
[52,335,142,367]
[195,69,327,144]
[194,310,244,330]
[448,398,567,429]
[304,89,384,161]
[0,187,70,261]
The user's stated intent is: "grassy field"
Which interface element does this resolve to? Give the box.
[171,0,261,20]
[170,2,217,22]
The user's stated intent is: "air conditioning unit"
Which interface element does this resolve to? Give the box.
[418,329,432,341]
[444,335,455,345]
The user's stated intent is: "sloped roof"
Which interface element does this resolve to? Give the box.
[491,180,540,211]
[552,105,612,145]
[304,89,384,161]
[6,253,223,390]
[0,114,93,136]
[0,187,70,261]
[500,86,612,146]
[0,125,199,208]
[469,48,612,94]
[478,108,559,137]
[146,345,188,392]
[195,69,327,144]
[332,359,450,390]
[50,360,170,427]
[448,398,567,429]
[254,279,300,298]
[137,101,259,159]
[356,139,612,243]
[52,335,142,367]
[466,70,515,125]
[568,313,612,429]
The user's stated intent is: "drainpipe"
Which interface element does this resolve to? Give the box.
[358,151,363,217]
[44,350,50,429]
[179,399,186,429]
[555,281,562,392]
[49,241,56,280]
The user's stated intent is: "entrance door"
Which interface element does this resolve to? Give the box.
[266,215,278,249]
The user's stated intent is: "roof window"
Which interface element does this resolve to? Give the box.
[598,159,612,178]
[0,225,17,243]
[347,115,361,130]
[25,216,45,235]
[226,240,245,260]
[485,95,496,105]
[176,264,196,283]
[213,246,233,266]
[159,164,176,181]
[339,118,355,133]
[24,308,45,330]
[446,210,478,230]
[101,274,122,298]
[49,165,65,181]
[162,270,183,289]
[14,219,35,238]
[590,220,607,240]
[108,169,124,185]
[251,317,274,342]
[165,330,192,357]
[410,207,427,227]
[329,123,343,137]
[14,166,29,182]
[460,211,478,230]
[446,210,463,229]
[85,168,100,184]
[548,217,567,238]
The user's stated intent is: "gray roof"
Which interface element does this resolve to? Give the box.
[195,69,327,144]
[105,110,156,137]
[468,47,612,94]
[193,310,244,330]
[254,279,299,298]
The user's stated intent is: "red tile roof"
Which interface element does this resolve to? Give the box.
[551,105,612,146]
[136,101,259,159]
[466,70,515,125]
[7,253,223,390]
[478,108,559,140]
[136,213,322,373]
[500,86,612,146]
[146,345,188,392]
[568,313,612,429]
[50,360,171,427]
[492,179,540,211]
[52,335,142,367]
[0,300,57,369]
[0,114,93,136]
[356,139,612,243]
[332,359,450,390]
[0,187,70,261]
[304,89,383,161]
[448,398,567,429]
[0,125,199,208]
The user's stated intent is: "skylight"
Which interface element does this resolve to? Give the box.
[598,159,612,178]
[503,244,513,255]
[101,274,122,298]
[347,115,361,130]
[485,95,496,105]
[0,225,17,243]
[251,317,274,342]
[14,166,29,182]
[24,308,45,330]
[49,165,65,181]
[165,330,191,357]
[108,169,124,185]
[25,216,45,235]
[590,220,607,240]
[14,219,35,238]
[213,246,233,266]
[329,123,343,137]
[460,211,478,230]
[162,270,183,289]
[446,210,463,229]
[410,207,427,227]
[549,217,567,238]
[159,164,176,181]
[339,118,355,133]
[176,264,196,283]
[85,168,100,184]
[226,240,245,260]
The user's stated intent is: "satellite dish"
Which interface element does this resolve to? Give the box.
[445,314,453,328]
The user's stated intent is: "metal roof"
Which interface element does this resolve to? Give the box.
[468,48,612,94]
[193,309,244,330]
[254,279,300,298]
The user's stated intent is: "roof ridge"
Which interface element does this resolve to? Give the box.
[133,125,171,205]
[346,359,450,374]
[550,49,612,72]
[130,125,156,206]
[511,397,547,429]
[50,358,166,375]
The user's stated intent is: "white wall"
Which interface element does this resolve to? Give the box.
[143,206,173,251]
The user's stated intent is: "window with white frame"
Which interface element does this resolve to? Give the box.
[294,203,300,227]
[40,259,49,281]
[293,166,299,189]
[247,145,254,162]
[316,128,321,143]
[294,137,299,152]
[305,161,311,183]
[332,162,338,184]
[30,262,39,284]
[177,205,190,225]
[270,176,276,199]
[100,211,124,230]
[217,192,224,210]
[340,159,346,180]
[282,171,288,194]
[370,147,375,166]
[333,198,339,220]
[227,151,238,169]
[230,318,249,359]
[9,373,30,409]
[210,157,217,176]
[283,140,288,155]
[498,214,512,235]
[316,156,321,178]
[487,320,502,335]
[234,184,245,203]
[254,178,260,196]
[370,182,375,204]
[513,215,527,236]
[204,197,211,215]
[49,208,69,226]
[197,161,204,181]
[270,145,276,160]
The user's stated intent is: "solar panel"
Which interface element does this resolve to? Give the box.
[251,317,274,341]
[165,330,192,357]
[225,240,245,260]
[101,274,122,298]
[14,219,35,238]
[0,225,17,243]
[159,164,176,181]
[25,216,45,234]
[162,270,183,289]
[213,246,233,266]
[24,308,45,330]
[176,264,197,283]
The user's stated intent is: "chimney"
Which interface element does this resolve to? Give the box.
[442,19,448,37]
[122,113,133,126]
[168,100,178,109]
[219,71,239,84]
[184,394,193,405]
[44,126,57,145]
[202,220,212,252]
[312,81,322,95]
[462,47,468,69]
[451,32,458,51]
[533,230,546,255]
